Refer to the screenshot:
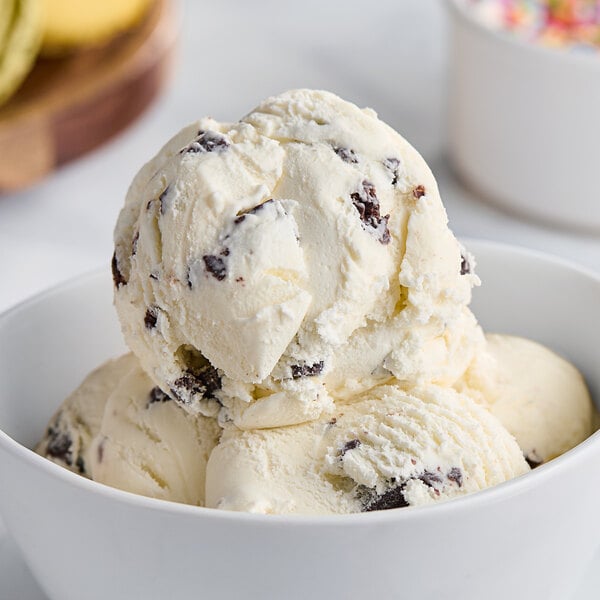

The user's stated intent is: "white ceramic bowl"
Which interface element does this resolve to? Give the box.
[447,1,600,232]
[0,240,599,600]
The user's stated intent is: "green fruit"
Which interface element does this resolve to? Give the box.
[0,0,43,107]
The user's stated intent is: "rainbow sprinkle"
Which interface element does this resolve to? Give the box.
[466,0,600,52]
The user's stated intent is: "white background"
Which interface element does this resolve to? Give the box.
[1,0,598,313]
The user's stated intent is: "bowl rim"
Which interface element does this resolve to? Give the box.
[0,239,599,526]
[447,0,600,68]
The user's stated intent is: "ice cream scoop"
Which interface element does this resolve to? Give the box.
[113,89,483,428]
[205,384,530,515]
[36,354,136,476]
[455,334,594,465]
[38,353,221,505]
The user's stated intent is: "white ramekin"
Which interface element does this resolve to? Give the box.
[447,1,600,232]
[0,241,599,600]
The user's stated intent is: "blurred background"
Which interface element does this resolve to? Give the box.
[0,0,598,313]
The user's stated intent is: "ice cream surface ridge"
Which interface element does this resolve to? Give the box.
[38,89,595,514]
[113,89,482,428]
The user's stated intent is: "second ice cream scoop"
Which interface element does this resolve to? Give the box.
[38,353,221,505]
[206,384,529,515]
[456,334,594,465]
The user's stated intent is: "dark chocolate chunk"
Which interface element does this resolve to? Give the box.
[328,417,337,426]
[290,361,325,379]
[149,272,159,281]
[525,455,543,469]
[159,186,171,215]
[363,484,409,512]
[172,366,221,403]
[341,439,361,456]
[111,252,127,288]
[447,467,463,487]
[350,180,391,244]
[413,185,426,199]
[383,157,400,186]
[460,253,471,276]
[144,306,159,330]
[334,147,358,164]
[419,470,443,488]
[235,199,274,224]
[248,199,273,214]
[45,426,72,465]
[182,130,229,154]
[171,345,222,405]
[131,231,139,256]
[220,247,230,257]
[75,456,86,474]
[202,255,227,281]
[96,439,105,464]
[147,386,171,407]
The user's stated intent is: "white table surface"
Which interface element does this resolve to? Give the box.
[1,0,599,314]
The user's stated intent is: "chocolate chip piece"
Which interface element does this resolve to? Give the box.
[96,439,105,464]
[363,484,409,512]
[147,386,171,407]
[341,439,361,456]
[290,361,324,379]
[203,255,227,281]
[172,367,221,403]
[149,272,159,281]
[419,470,443,488]
[131,231,139,256]
[75,456,86,474]
[328,417,337,426]
[447,467,463,487]
[45,426,72,465]
[350,180,391,244]
[460,253,471,275]
[525,454,543,469]
[144,306,159,330]
[182,130,229,154]
[159,186,171,215]
[383,157,400,186]
[413,185,426,199]
[248,199,273,214]
[111,252,127,288]
[334,147,358,164]
[172,345,222,405]
[235,199,274,224]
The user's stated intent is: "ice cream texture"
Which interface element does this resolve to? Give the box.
[113,88,483,428]
[456,334,593,465]
[37,354,136,476]
[38,353,221,505]
[38,89,595,514]
[206,385,530,515]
